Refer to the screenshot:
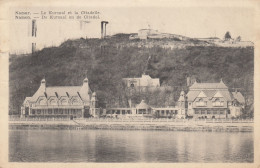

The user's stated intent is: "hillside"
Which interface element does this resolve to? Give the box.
[9,35,254,117]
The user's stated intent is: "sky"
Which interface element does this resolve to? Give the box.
[9,6,255,54]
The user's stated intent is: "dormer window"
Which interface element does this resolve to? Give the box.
[196,98,207,106]
[213,98,224,106]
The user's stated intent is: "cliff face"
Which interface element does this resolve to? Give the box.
[9,36,254,116]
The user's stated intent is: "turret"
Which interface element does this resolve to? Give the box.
[39,78,46,92]
[177,90,186,118]
[91,92,98,108]
[80,76,90,98]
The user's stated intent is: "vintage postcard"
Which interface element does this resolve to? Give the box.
[0,0,259,168]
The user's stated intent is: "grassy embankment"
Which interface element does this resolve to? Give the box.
[9,35,254,117]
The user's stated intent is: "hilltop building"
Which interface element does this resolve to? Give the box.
[20,77,99,118]
[185,79,245,119]
[122,74,160,88]
[129,29,186,40]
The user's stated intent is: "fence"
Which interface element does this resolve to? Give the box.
[9,117,254,123]
[9,117,70,121]
[81,118,254,123]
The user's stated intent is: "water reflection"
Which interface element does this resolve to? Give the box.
[9,130,253,162]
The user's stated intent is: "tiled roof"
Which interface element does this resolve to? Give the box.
[23,97,32,104]
[186,90,232,101]
[202,90,217,98]
[219,90,232,101]
[190,81,228,90]
[30,86,91,102]
[136,100,150,109]
[232,92,245,104]
[45,86,81,97]
[186,91,200,101]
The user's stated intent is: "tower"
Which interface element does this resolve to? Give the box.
[101,21,109,39]
[90,92,98,117]
[31,19,37,53]
[177,90,186,119]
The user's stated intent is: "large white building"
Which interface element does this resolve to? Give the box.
[21,77,99,118]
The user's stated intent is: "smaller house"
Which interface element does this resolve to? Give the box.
[184,79,245,119]
[123,74,160,88]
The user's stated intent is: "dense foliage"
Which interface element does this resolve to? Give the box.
[9,37,254,117]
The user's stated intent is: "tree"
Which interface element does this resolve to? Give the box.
[236,36,241,42]
[224,31,231,40]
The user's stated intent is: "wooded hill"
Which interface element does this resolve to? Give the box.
[9,35,254,117]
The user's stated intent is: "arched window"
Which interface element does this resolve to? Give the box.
[50,99,57,105]
[213,98,223,106]
[196,98,206,106]
[39,99,47,105]
[72,99,79,105]
[60,99,68,105]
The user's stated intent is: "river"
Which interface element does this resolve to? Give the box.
[9,129,253,162]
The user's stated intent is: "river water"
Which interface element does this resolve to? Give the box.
[9,129,253,162]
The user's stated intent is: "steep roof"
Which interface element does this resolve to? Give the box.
[190,81,228,90]
[232,92,245,104]
[186,90,232,101]
[45,86,81,98]
[29,78,92,103]
[23,97,32,104]
[136,100,150,109]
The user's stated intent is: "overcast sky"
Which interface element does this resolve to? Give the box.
[10,6,255,53]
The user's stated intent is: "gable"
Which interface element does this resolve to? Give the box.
[213,91,224,98]
[197,91,207,98]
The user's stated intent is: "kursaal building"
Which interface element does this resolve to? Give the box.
[20,77,99,118]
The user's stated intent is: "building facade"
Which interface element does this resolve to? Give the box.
[20,77,98,118]
[123,74,160,88]
[185,80,245,119]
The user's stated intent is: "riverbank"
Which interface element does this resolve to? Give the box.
[9,119,254,132]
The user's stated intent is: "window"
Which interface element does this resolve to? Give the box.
[220,110,224,115]
[161,110,165,115]
[116,110,120,114]
[138,109,143,114]
[59,109,63,114]
[72,99,79,105]
[166,110,169,115]
[122,110,125,114]
[127,110,131,114]
[48,109,52,114]
[37,109,41,114]
[195,110,200,114]
[50,99,57,105]
[207,110,211,114]
[54,109,58,114]
[32,109,35,114]
[213,110,218,114]
[39,99,47,105]
[196,99,206,106]
[201,110,205,114]
[213,99,223,107]
[61,99,68,105]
